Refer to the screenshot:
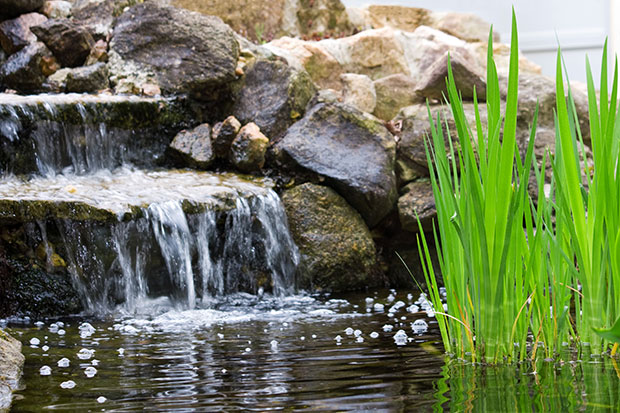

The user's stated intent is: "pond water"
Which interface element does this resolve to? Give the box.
[4,289,620,412]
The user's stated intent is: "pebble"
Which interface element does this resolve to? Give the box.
[60,380,76,389]
[39,365,52,376]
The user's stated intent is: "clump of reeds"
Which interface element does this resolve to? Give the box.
[417,9,620,363]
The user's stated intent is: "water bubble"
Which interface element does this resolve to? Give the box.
[334,335,342,342]
[387,294,395,302]
[57,329,66,336]
[118,348,125,356]
[411,319,429,334]
[56,321,64,328]
[365,297,374,304]
[42,345,49,352]
[49,323,59,333]
[97,396,106,404]
[57,358,70,368]
[382,324,394,332]
[393,329,408,346]
[217,333,224,339]
[407,305,419,313]
[300,336,305,341]
[221,369,227,373]
[389,301,406,313]
[30,337,40,346]
[373,303,385,312]
[60,380,76,389]
[344,327,354,335]
[356,336,364,343]
[245,347,251,352]
[34,321,45,328]
[77,348,95,360]
[353,329,362,337]
[39,365,51,376]
[311,334,317,339]
[79,322,96,339]
[84,366,97,378]
[407,293,413,301]
[370,332,379,339]
[270,340,278,351]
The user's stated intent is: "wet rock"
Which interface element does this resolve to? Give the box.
[274,102,397,227]
[64,62,109,93]
[232,59,316,140]
[397,180,435,233]
[230,122,269,172]
[31,18,95,67]
[0,12,47,55]
[281,183,379,291]
[0,0,45,18]
[110,3,239,101]
[431,11,498,43]
[40,0,71,18]
[0,41,58,92]
[212,115,241,158]
[42,65,69,91]
[415,49,486,101]
[373,73,421,121]
[0,328,24,411]
[340,72,375,113]
[169,123,214,169]
[265,36,343,90]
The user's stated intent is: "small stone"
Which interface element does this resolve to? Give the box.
[211,115,241,158]
[84,39,108,66]
[229,122,269,173]
[0,12,48,55]
[169,123,214,170]
[41,1,72,19]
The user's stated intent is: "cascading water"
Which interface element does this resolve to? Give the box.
[0,94,300,316]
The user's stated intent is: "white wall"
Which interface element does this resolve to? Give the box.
[342,0,611,84]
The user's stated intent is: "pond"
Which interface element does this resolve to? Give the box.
[4,289,620,412]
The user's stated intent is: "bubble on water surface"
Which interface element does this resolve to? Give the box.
[30,337,40,346]
[344,327,354,335]
[84,366,97,378]
[39,365,51,376]
[77,348,95,360]
[97,396,107,403]
[370,332,379,339]
[393,330,408,346]
[411,319,428,334]
[382,324,393,332]
[60,380,76,389]
[57,358,70,368]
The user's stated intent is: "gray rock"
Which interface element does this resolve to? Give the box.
[65,62,109,93]
[40,0,71,19]
[0,41,58,92]
[233,59,317,140]
[169,123,214,169]
[110,3,239,101]
[275,102,397,227]
[212,115,241,158]
[415,49,486,101]
[230,122,269,172]
[71,0,114,40]
[373,73,421,121]
[0,329,24,411]
[31,18,94,67]
[397,179,435,233]
[281,183,379,291]
[0,0,45,18]
[0,12,47,55]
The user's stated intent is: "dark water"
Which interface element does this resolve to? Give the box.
[5,290,620,412]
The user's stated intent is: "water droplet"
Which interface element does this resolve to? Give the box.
[344,327,354,335]
[382,324,393,332]
[57,358,70,368]
[84,366,97,378]
[30,337,40,346]
[39,365,51,376]
[60,380,76,389]
[77,348,95,360]
[370,332,379,339]
[41,345,49,352]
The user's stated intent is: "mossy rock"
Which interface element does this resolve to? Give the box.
[282,182,380,292]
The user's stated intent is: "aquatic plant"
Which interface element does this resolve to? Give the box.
[416,9,620,362]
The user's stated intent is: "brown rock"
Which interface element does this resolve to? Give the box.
[212,115,241,158]
[431,11,499,43]
[31,18,95,67]
[366,5,431,32]
[373,73,422,121]
[84,39,107,66]
[397,180,436,233]
[415,49,486,101]
[230,122,269,172]
[0,12,47,55]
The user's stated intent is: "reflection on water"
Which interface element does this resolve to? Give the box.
[6,290,620,412]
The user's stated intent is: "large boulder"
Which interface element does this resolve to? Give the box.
[0,41,58,92]
[0,12,47,55]
[232,59,317,139]
[274,102,397,227]
[109,3,239,101]
[0,329,24,411]
[0,0,45,18]
[31,18,95,68]
[282,183,379,291]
